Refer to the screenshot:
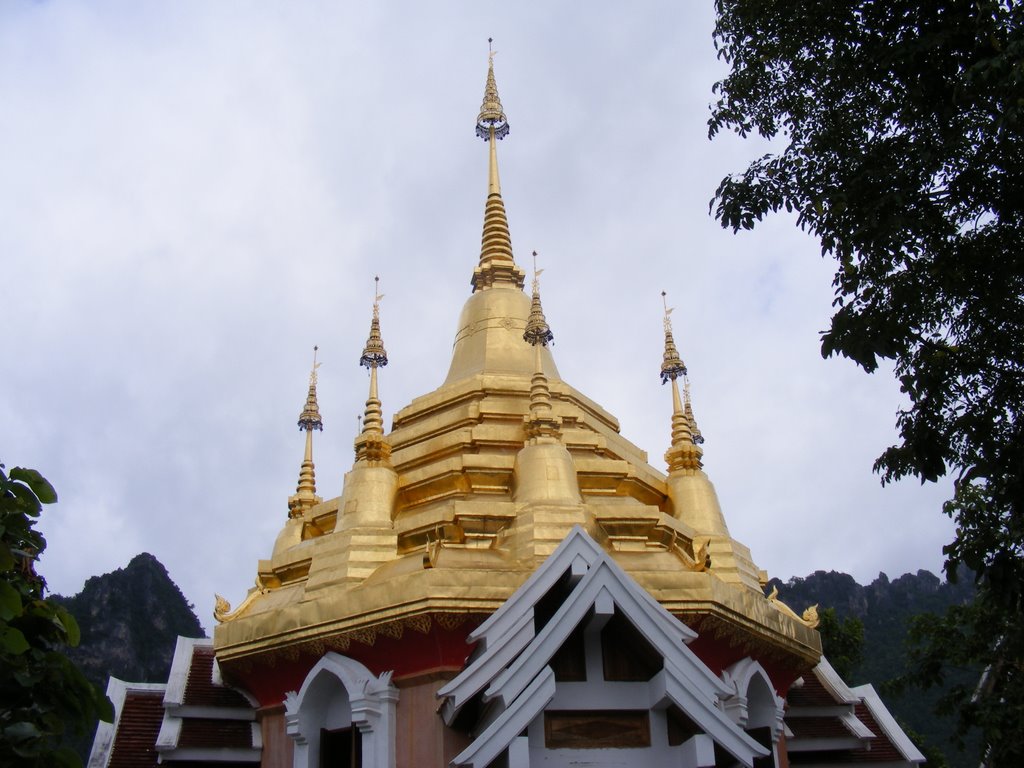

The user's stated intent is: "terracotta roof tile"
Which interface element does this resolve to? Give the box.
[108,690,163,768]
[787,672,839,707]
[789,705,910,764]
[184,646,250,708]
[787,715,857,740]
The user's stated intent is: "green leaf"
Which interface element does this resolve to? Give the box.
[0,541,15,571]
[52,605,81,646]
[2,720,41,744]
[9,468,57,504]
[0,579,23,620]
[51,746,84,768]
[0,624,30,655]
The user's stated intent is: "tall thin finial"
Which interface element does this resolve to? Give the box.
[523,253,559,441]
[289,345,324,516]
[297,345,323,431]
[360,276,388,370]
[476,40,508,141]
[524,251,554,347]
[472,40,525,292]
[660,291,687,384]
[355,277,391,462]
[660,291,703,472]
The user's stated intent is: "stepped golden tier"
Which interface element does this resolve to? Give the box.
[211,52,820,706]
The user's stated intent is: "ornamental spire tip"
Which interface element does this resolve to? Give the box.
[660,290,687,384]
[524,251,554,347]
[297,345,323,431]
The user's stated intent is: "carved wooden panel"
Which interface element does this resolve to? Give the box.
[544,710,651,749]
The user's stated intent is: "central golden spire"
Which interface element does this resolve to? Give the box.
[472,40,526,293]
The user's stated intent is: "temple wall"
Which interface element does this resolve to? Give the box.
[258,704,293,768]
[395,674,470,768]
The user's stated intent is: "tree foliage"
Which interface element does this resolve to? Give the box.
[709,1,1023,763]
[0,463,113,767]
[817,606,864,681]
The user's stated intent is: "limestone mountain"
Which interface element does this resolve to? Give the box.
[52,552,205,690]
[771,568,978,768]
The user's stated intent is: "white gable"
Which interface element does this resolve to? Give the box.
[439,526,769,767]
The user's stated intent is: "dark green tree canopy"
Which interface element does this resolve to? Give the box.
[0,464,112,767]
[710,1,1022,764]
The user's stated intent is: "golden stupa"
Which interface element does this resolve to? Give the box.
[212,50,820,696]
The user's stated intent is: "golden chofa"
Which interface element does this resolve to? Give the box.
[212,53,821,681]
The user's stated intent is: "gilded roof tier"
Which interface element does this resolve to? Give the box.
[212,54,821,672]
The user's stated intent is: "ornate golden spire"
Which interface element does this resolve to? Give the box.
[472,39,526,293]
[523,251,554,347]
[523,253,560,441]
[660,292,703,472]
[660,291,687,384]
[289,346,323,516]
[355,278,391,462]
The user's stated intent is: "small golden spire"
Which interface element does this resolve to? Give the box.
[661,292,703,472]
[289,346,323,516]
[660,291,687,384]
[297,345,323,431]
[523,251,554,347]
[356,278,391,462]
[359,276,388,369]
[523,253,560,441]
[472,40,526,292]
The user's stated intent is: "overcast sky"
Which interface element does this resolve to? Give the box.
[2,1,956,629]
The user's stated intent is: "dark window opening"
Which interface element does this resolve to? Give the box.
[666,704,701,747]
[748,725,775,768]
[550,621,587,681]
[601,611,663,681]
[321,726,361,768]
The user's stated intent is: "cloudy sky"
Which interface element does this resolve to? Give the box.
[2,1,956,628]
